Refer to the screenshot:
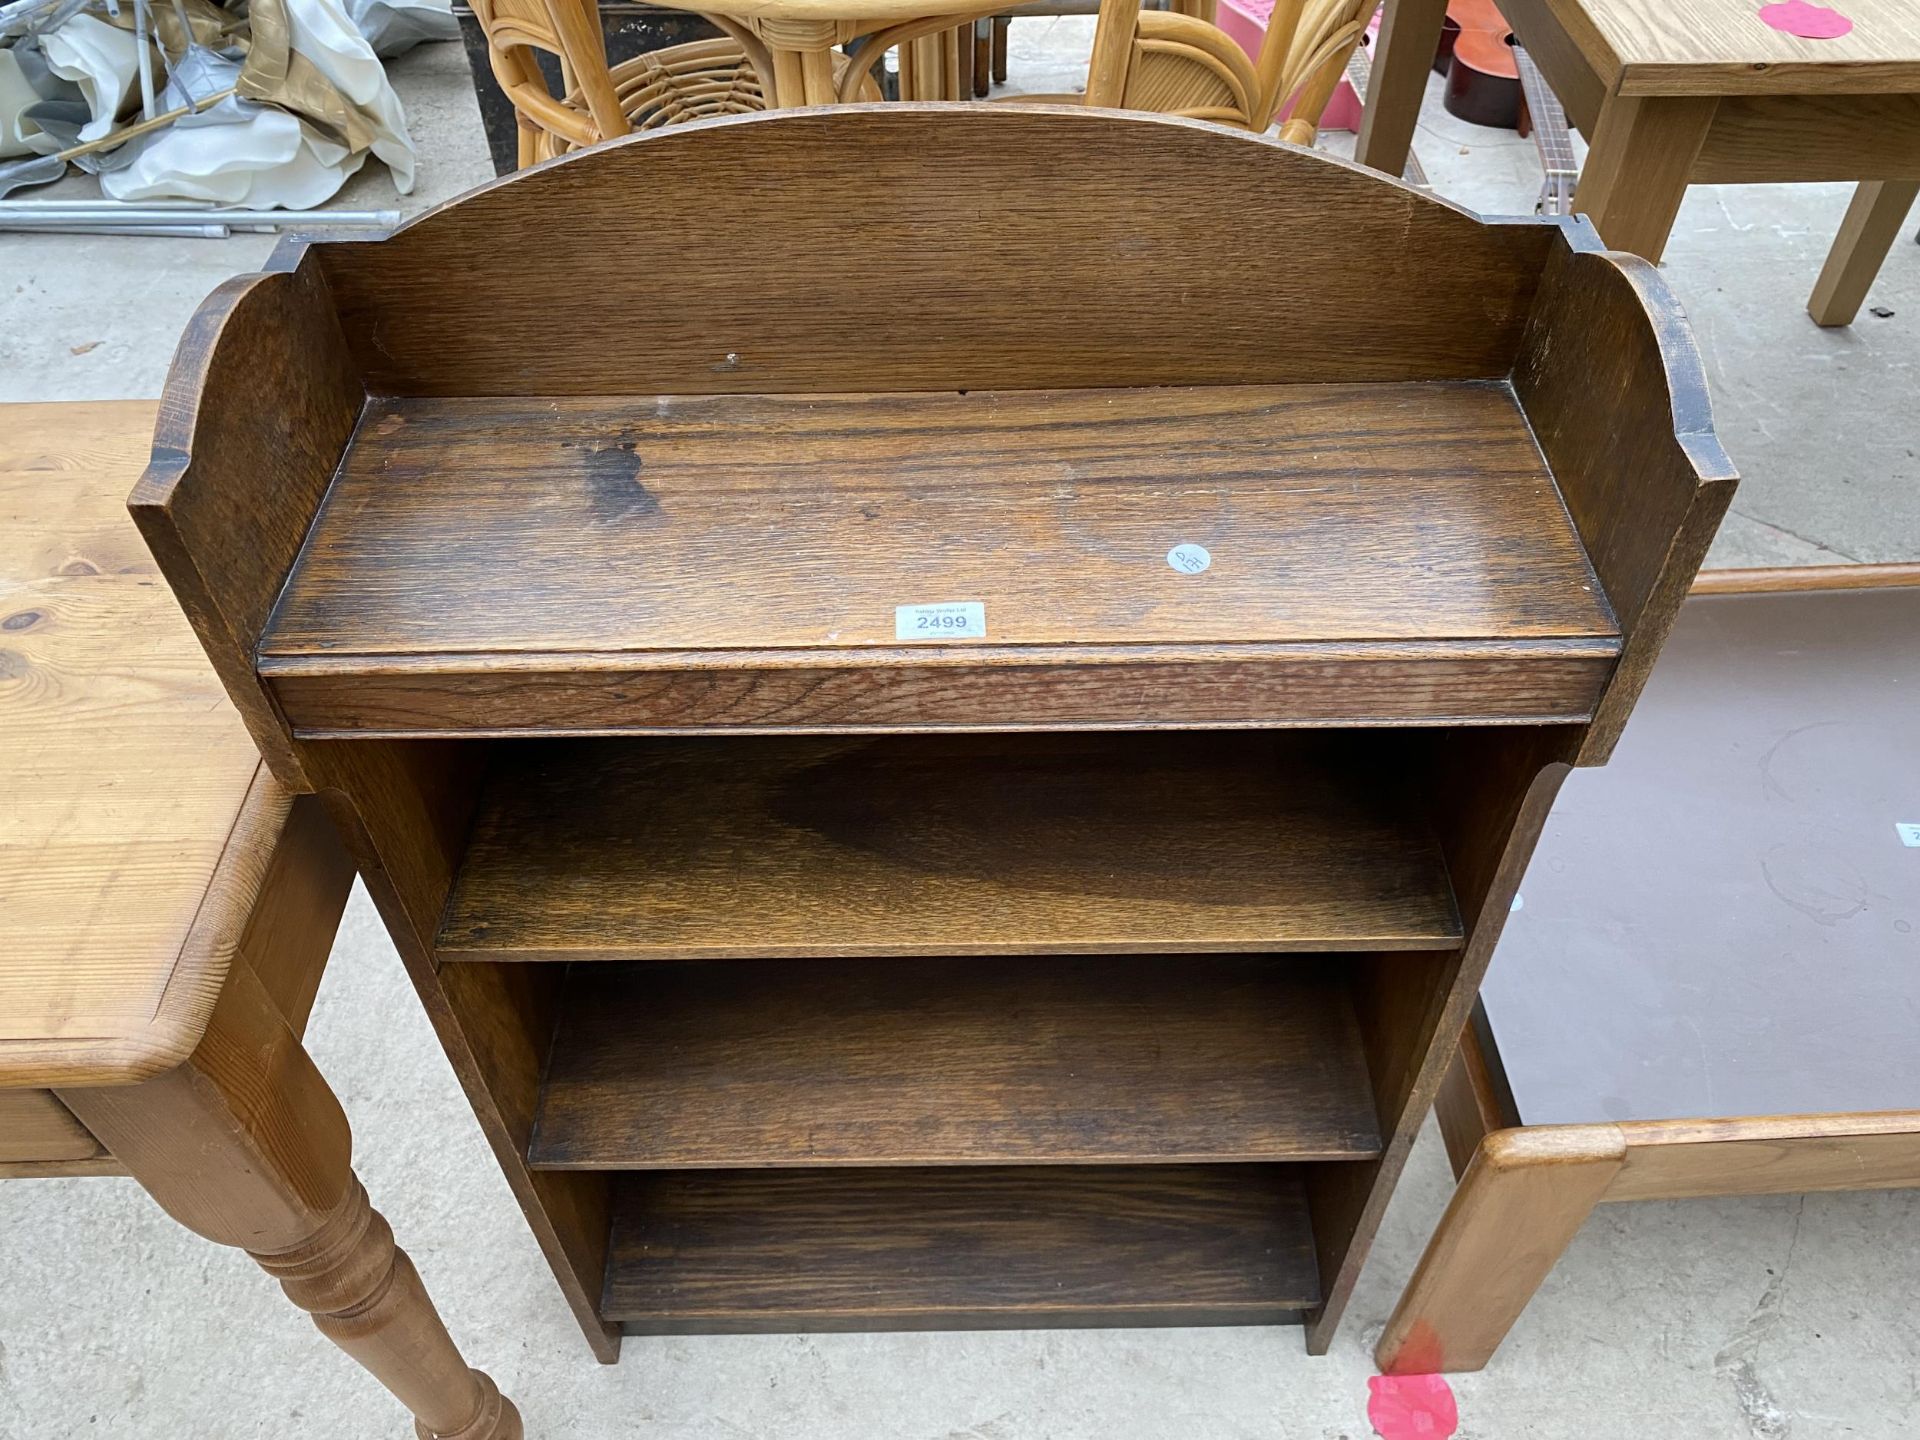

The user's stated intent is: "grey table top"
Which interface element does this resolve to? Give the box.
[1482,583,1920,1127]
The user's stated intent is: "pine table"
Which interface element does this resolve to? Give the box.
[0,402,521,1440]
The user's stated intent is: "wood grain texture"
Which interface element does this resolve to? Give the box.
[1378,1113,1920,1374]
[1691,93,1920,183]
[304,741,623,1363]
[531,955,1383,1168]
[1512,242,1736,763]
[1434,1001,1519,1177]
[1609,1113,1920,1201]
[442,733,1460,962]
[1573,94,1717,260]
[234,793,355,1039]
[1490,0,1608,131]
[0,1156,127,1178]
[1811,180,1920,325]
[1351,0,1449,173]
[1562,0,1920,96]
[1374,1125,1624,1374]
[1304,727,1574,1353]
[0,400,277,1087]
[265,385,1612,654]
[269,644,1619,737]
[602,1165,1321,1332]
[1691,561,1920,594]
[310,106,1558,397]
[0,1090,105,1163]
[129,258,365,792]
[62,957,522,1439]
[133,107,1732,1357]
[257,383,1618,733]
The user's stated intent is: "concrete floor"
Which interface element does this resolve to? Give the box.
[2,21,1917,1440]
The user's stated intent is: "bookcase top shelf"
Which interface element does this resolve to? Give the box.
[258,381,1619,735]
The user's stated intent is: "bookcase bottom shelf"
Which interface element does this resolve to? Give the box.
[603,1165,1321,1334]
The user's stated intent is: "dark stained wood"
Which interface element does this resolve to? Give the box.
[602,1165,1322,1332]
[305,741,623,1364]
[133,106,1736,1357]
[442,733,1461,962]
[257,384,1618,735]
[531,956,1384,1168]
[269,644,1618,737]
[1303,725,1574,1353]
[1512,240,1737,763]
[312,106,1558,398]
[128,259,365,791]
[266,385,1612,652]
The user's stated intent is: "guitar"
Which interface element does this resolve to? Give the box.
[1432,0,1519,130]
[1514,42,1577,215]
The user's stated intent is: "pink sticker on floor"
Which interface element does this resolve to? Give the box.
[1758,1,1855,39]
[1367,1373,1459,1440]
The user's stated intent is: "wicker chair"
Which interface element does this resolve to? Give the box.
[472,0,881,167]
[1081,0,1375,142]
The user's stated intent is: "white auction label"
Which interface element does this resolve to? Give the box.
[895,601,986,640]
[1898,822,1920,848]
[1167,543,1212,574]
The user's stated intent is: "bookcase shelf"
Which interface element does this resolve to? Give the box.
[438,733,1463,963]
[255,382,1618,737]
[603,1164,1324,1334]
[528,955,1385,1169]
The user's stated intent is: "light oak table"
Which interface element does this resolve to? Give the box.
[0,401,521,1439]
[1377,566,1920,1374]
[1354,0,1920,324]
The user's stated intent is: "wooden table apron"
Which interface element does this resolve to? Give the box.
[0,401,520,1440]
[1353,0,1920,324]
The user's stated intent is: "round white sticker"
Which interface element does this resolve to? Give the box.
[1167,543,1212,574]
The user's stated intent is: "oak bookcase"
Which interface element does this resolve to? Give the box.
[134,104,1733,1361]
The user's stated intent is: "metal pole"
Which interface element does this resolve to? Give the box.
[0,202,402,226]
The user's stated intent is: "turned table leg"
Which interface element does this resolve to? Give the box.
[1375,1127,1624,1374]
[60,960,521,1440]
[1573,93,1718,263]
[1807,179,1920,327]
[1352,0,1449,180]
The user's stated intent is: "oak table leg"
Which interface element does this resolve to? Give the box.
[1807,179,1920,327]
[1572,93,1718,263]
[60,962,521,1440]
[1352,0,1448,180]
[1374,1128,1624,1375]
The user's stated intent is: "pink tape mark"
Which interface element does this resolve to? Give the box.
[1759,1,1855,39]
[1367,1374,1460,1440]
